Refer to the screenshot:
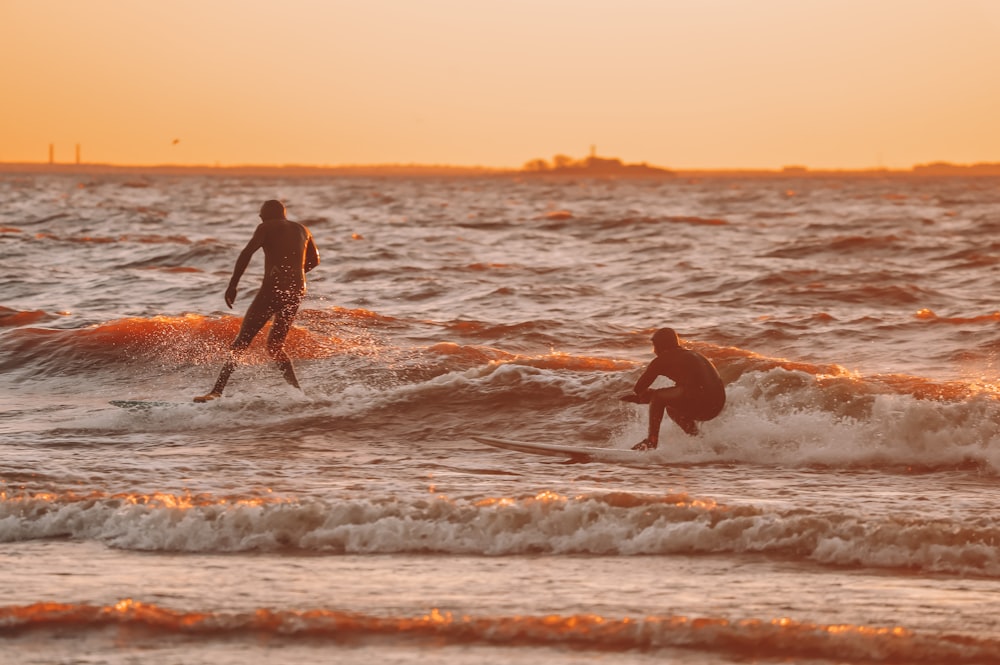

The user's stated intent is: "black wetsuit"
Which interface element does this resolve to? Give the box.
[196,216,319,400]
[633,346,726,421]
[229,220,315,355]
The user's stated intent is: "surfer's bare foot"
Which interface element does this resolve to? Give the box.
[631,439,657,451]
[193,393,220,403]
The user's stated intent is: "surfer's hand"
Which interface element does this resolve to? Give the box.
[620,392,650,404]
[224,286,237,308]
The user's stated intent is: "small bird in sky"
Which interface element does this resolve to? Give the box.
[172,138,181,145]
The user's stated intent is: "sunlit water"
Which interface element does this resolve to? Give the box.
[1,172,999,664]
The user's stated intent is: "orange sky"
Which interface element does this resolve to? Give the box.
[3,0,999,170]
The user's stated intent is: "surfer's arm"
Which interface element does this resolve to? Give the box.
[304,233,319,273]
[225,226,265,308]
[620,360,660,402]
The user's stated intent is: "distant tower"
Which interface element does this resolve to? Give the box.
[76,144,81,165]
[49,144,54,164]
[590,145,596,158]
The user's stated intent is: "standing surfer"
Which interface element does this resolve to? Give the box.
[194,200,320,402]
[621,327,726,450]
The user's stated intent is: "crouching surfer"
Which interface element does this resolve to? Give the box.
[620,327,726,450]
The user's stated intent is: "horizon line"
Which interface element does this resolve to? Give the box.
[2,159,1000,176]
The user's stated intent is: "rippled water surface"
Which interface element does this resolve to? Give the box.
[2,173,999,664]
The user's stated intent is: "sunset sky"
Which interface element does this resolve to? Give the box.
[3,0,999,170]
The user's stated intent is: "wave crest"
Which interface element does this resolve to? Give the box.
[2,600,997,662]
[2,490,997,577]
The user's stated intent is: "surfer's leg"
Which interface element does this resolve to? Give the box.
[632,389,698,448]
[266,299,301,390]
[669,391,721,435]
[647,398,665,446]
[194,298,271,402]
[272,352,300,389]
[632,389,673,449]
[666,406,699,436]
[665,392,701,436]
[194,359,236,402]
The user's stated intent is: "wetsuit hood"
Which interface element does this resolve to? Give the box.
[652,327,680,354]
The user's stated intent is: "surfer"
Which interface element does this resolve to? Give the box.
[194,200,320,402]
[620,327,725,450]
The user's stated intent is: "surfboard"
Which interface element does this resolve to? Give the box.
[110,400,186,410]
[472,436,657,464]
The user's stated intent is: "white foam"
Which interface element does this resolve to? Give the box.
[3,490,997,577]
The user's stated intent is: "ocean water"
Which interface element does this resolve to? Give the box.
[1,172,999,664]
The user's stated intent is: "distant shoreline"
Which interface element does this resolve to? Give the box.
[2,161,999,178]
